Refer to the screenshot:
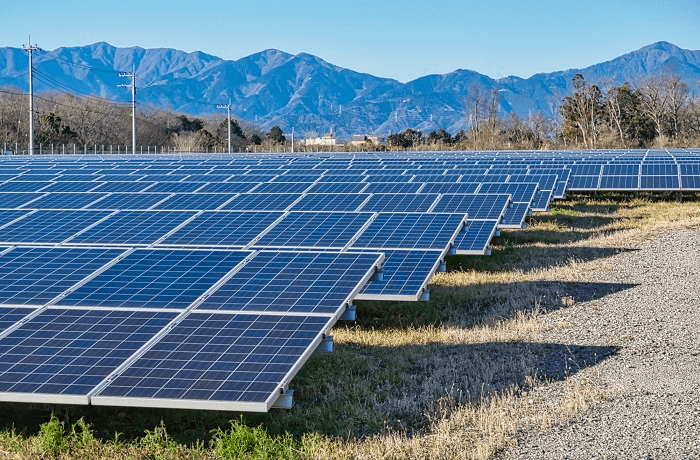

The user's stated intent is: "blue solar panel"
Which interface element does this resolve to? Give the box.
[221,193,302,211]
[452,219,499,254]
[432,194,510,220]
[146,182,207,193]
[272,174,322,183]
[0,181,52,193]
[508,174,558,191]
[359,193,439,212]
[306,182,369,194]
[412,174,461,183]
[681,175,700,189]
[639,175,678,189]
[0,210,32,229]
[0,210,112,243]
[477,183,537,203]
[0,193,46,209]
[153,193,235,211]
[25,193,109,210]
[351,213,466,250]
[87,193,171,210]
[553,180,568,198]
[92,182,155,193]
[197,251,382,314]
[599,176,638,190]
[42,182,104,193]
[418,183,481,194]
[356,249,443,301]
[227,174,279,183]
[93,312,333,410]
[531,190,553,211]
[66,210,194,245]
[568,176,599,190]
[603,164,639,176]
[0,306,35,333]
[500,203,529,228]
[195,182,260,194]
[0,247,125,305]
[0,308,177,401]
[254,212,373,249]
[363,182,423,194]
[290,193,371,212]
[641,164,678,175]
[317,174,366,183]
[160,211,284,247]
[365,174,412,183]
[460,174,510,183]
[253,182,312,194]
[57,249,252,309]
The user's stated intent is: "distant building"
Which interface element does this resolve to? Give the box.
[349,135,383,146]
[305,129,344,147]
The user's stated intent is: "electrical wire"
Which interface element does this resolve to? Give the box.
[32,70,130,108]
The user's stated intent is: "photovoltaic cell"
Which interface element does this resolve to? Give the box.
[0,308,177,401]
[153,193,235,211]
[0,247,125,305]
[93,312,333,410]
[253,182,312,194]
[477,183,537,203]
[359,193,439,212]
[196,183,260,194]
[306,182,369,194]
[41,182,104,193]
[197,251,382,314]
[351,213,466,250]
[0,181,52,193]
[146,182,207,193]
[159,211,284,247]
[69,211,196,245]
[0,210,112,243]
[92,182,155,193]
[363,182,423,194]
[0,210,32,229]
[418,183,480,194]
[0,193,46,209]
[254,212,373,249]
[0,306,35,333]
[500,203,530,228]
[57,249,252,309]
[87,193,171,210]
[432,194,510,220]
[568,176,599,190]
[599,176,638,190]
[452,219,499,254]
[531,190,552,211]
[356,249,443,301]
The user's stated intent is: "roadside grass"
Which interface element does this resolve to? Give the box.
[0,193,699,459]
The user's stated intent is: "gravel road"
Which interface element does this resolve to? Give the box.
[503,229,700,459]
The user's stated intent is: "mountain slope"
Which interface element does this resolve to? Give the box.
[1,41,698,137]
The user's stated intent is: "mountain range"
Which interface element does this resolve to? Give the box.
[1,41,699,138]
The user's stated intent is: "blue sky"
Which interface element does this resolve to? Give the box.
[5,0,700,82]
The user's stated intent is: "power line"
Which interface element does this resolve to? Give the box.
[31,70,130,108]
[45,54,123,74]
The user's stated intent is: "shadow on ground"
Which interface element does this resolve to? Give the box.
[0,340,618,443]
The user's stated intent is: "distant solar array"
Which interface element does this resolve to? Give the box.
[0,148,697,412]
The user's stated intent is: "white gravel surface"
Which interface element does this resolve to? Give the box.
[503,229,700,459]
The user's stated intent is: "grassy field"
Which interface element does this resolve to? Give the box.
[1,193,700,459]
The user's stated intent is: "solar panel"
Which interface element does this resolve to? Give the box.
[290,193,371,212]
[197,182,261,194]
[0,306,36,333]
[56,249,253,309]
[531,190,553,212]
[419,183,481,194]
[568,176,599,190]
[432,194,510,220]
[146,182,207,193]
[153,193,235,211]
[221,193,302,211]
[42,182,105,193]
[0,247,125,305]
[639,175,679,190]
[350,213,466,250]
[355,249,443,301]
[0,308,178,403]
[253,212,373,249]
[68,210,196,245]
[92,312,333,411]
[599,176,638,190]
[500,203,530,229]
[306,182,369,194]
[25,193,109,210]
[363,182,424,194]
[0,181,52,193]
[0,193,47,209]
[253,182,313,194]
[359,193,439,212]
[452,219,499,255]
[92,182,155,193]
[0,210,32,229]
[197,251,383,315]
[477,183,538,204]
[87,193,171,210]
[159,211,284,247]
[0,210,112,244]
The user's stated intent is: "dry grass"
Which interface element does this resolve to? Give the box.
[0,193,698,459]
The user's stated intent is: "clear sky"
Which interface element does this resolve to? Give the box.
[4,0,700,82]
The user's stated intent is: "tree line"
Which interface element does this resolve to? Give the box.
[2,71,699,153]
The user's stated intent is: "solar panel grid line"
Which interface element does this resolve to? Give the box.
[452,219,500,255]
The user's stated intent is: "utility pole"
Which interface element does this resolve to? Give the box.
[22,36,41,156]
[118,65,136,153]
[216,99,232,153]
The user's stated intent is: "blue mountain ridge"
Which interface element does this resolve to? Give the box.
[1,41,698,138]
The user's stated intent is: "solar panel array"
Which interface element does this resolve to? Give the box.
[0,148,697,412]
